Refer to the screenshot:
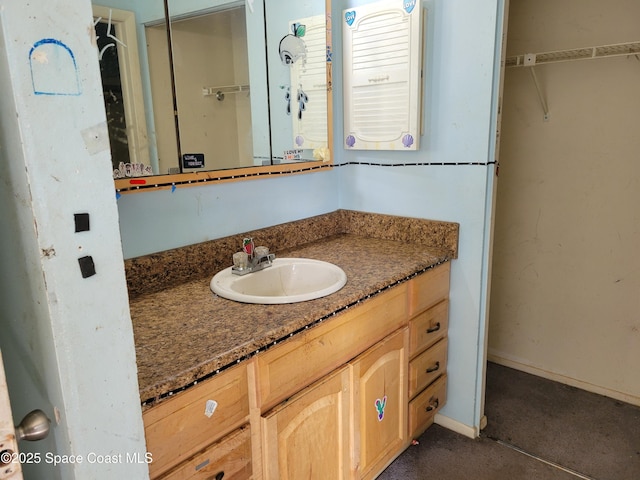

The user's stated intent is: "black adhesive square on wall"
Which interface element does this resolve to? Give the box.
[78,256,96,278]
[74,213,90,232]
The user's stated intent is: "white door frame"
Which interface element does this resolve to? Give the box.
[0,0,148,478]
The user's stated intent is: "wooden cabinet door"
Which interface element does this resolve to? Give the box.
[261,366,352,480]
[351,329,408,480]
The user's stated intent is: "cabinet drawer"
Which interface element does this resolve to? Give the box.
[408,374,447,439]
[162,425,252,480]
[256,284,408,411]
[144,363,249,479]
[407,262,450,318]
[408,339,447,399]
[408,299,448,357]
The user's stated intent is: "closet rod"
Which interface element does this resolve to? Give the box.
[506,41,640,68]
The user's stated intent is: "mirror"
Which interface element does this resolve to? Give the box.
[93,0,332,192]
[266,2,330,164]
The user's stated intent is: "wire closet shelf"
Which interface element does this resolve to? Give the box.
[506,41,640,67]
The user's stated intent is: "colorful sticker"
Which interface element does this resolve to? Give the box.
[375,395,387,421]
[345,10,356,27]
[402,134,415,148]
[403,0,417,14]
[346,135,356,148]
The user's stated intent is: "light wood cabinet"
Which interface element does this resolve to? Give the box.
[351,329,408,480]
[162,425,252,480]
[261,366,352,480]
[409,375,447,437]
[408,299,449,356]
[255,283,407,411]
[408,263,450,317]
[406,264,451,439]
[408,338,448,399]
[143,363,249,479]
[143,262,451,479]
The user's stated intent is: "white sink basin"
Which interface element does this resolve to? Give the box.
[210,258,347,304]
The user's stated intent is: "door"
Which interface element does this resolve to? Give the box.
[0,352,23,480]
[351,329,408,479]
[261,366,352,480]
[479,0,510,429]
[0,0,147,478]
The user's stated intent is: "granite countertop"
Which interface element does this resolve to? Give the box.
[127,211,459,408]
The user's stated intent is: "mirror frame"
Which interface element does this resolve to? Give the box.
[114,0,333,195]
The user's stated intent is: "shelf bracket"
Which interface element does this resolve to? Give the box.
[524,54,549,121]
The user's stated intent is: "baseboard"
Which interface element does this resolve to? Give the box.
[434,413,478,439]
[488,349,640,407]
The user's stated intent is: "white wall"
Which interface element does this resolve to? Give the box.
[489,0,640,405]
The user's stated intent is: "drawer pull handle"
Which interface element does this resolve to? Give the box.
[211,472,224,480]
[426,361,440,374]
[426,322,441,334]
[426,398,439,412]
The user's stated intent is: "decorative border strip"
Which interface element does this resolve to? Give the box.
[117,161,498,194]
[140,260,447,407]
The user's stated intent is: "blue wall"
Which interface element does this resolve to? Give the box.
[117,170,339,256]
[334,0,504,432]
[117,0,506,434]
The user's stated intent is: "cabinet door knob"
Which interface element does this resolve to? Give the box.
[426,322,441,334]
[426,398,439,412]
[214,472,225,480]
[426,361,440,374]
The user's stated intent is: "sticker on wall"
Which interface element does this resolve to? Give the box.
[30,38,82,96]
[375,395,388,421]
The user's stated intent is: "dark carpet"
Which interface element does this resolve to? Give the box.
[378,362,640,479]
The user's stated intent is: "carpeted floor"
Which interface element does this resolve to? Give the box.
[378,362,640,480]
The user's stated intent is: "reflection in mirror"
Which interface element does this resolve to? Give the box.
[175,8,253,172]
[161,5,258,173]
[146,18,180,174]
[93,5,152,177]
[107,0,333,192]
[266,3,329,163]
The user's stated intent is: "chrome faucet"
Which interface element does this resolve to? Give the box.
[232,237,275,275]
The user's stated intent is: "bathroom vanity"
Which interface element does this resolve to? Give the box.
[126,210,458,479]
